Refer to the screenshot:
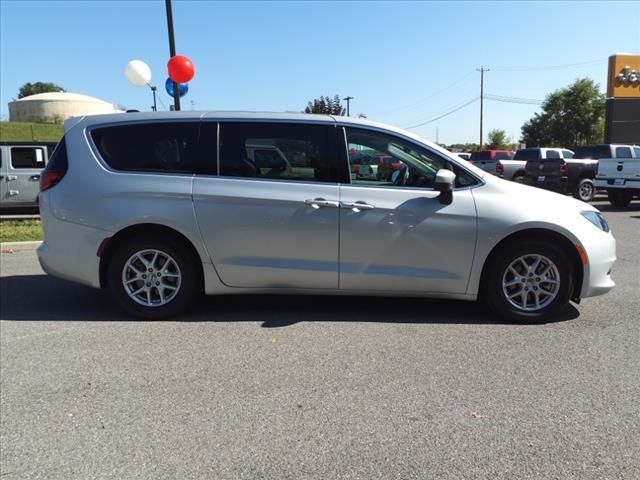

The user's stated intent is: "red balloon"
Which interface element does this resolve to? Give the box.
[167,55,195,84]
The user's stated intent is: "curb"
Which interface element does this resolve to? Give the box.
[1,240,43,250]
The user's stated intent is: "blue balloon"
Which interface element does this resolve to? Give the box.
[165,77,188,97]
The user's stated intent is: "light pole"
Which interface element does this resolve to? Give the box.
[148,84,157,111]
[343,96,354,116]
[165,0,180,111]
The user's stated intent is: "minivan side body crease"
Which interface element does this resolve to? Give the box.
[37,112,616,321]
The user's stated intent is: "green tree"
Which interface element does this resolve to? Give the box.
[304,95,345,115]
[521,78,605,148]
[487,129,509,149]
[17,82,66,99]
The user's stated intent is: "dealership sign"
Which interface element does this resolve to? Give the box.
[616,66,639,85]
[608,54,640,98]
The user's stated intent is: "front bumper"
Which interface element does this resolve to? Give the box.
[579,228,616,299]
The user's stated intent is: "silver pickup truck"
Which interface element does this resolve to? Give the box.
[593,144,640,207]
[498,147,573,183]
[0,141,57,211]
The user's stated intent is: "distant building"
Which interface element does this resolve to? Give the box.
[8,92,124,124]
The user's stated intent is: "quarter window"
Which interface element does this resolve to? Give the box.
[615,146,632,158]
[219,123,343,183]
[345,128,477,189]
[91,122,207,174]
[562,150,574,159]
[11,147,45,169]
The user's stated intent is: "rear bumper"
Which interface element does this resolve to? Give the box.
[37,199,109,289]
[524,176,569,193]
[594,178,640,191]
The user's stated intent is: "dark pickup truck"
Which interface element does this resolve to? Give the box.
[523,146,600,202]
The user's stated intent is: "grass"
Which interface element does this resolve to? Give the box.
[0,121,63,142]
[0,220,43,243]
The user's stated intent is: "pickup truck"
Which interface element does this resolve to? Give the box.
[523,147,598,202]
[1,141,58,211]
[468,150,512,175]
[497,147,572,183]
[593,144,640,207]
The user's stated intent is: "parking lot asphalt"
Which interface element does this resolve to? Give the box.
[1,200,639,479]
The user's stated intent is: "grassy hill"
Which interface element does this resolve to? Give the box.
[0,121,63,142]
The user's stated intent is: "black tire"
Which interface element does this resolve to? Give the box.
[512,174,525,184]
[482,240,574,323]
[107,234,201,320]
[607,189,632,208]
[574,178,595,202]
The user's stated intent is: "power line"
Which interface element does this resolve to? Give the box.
[404,96,479,129]
[489,59,605,72]
[485,94,543,105]
[376,71,476,116]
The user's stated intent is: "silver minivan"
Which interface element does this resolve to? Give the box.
[37,112,616,322]
[0,141,56,210]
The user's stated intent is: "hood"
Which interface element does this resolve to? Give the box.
[481,174,598,214]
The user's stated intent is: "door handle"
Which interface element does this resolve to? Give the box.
[341,201,375,212]
[9,190,19,196]
[7,175,17,181]
[304,198,339,209]
[30,175,40,181]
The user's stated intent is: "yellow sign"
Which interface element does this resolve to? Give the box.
[607,54,640,98]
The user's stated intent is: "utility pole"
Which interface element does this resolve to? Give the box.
[436,125,439,144]
[165,0,180,111]
[476,66,489,148]
[343,96,354,117]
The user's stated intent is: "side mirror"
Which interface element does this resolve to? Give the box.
[434,169,456,205]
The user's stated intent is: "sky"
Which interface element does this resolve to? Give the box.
[1,0,639,145]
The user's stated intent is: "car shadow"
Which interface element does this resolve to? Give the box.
[0,274,580,326]
[591,201,640,213]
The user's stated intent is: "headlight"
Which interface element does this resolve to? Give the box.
[581,211,610,232]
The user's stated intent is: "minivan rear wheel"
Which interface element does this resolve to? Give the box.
[107,235,200,319]
[482,240,574,323]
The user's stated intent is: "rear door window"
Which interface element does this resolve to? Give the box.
[219,122,346,183]
[615,146,632,158]
[493,152,511,160]
[546,150,560,159]
[10,147,45,169]
[91,122,207,174]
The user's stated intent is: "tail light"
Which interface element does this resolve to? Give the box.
[496,162,504,175]
[560,161,568,176]
[40,138,68,192]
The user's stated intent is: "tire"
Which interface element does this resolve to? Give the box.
[482,240,574,323]
[573,178,595,202]
[512,174,525,184]
[607,189,632,208]
[107,234,201,320]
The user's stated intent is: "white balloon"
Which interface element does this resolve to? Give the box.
[124,60,151,86]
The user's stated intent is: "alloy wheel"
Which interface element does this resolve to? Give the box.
[502,254,560,312]
[121,249,182,307]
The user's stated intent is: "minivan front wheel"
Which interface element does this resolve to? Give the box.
[107,235,200,319]
[483,241,574,322]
